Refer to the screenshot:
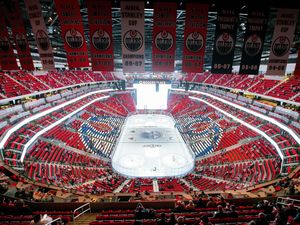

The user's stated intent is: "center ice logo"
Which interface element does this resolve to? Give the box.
[123,30,143,52]
[140,130,162,140]
[15,33,28,51]
[215,32,234,55]
[186,32,204,53]
[155,30,174,51]
[244,34,262,56]
[0,36,10,52]
[92,29,111,51]
[36,30,50,51]
[65,29,84,49]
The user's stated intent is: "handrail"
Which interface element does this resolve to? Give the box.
[276,197,300,208]
[73,202,91,225]
[45,217,63,225]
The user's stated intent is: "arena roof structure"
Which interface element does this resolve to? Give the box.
[1,0,300,71]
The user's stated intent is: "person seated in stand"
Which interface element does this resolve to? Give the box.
[186,200,195,211]
[284,203,298,219]
[135,202,156,219]
[195,197,205,208]
[213,205,226,218]
[135,202,145,218]
[173,200,186,212]
[156,213,168,225]
[30,214,52,225]
[168,213,178,225]
[198,215,212,225]
[206,197,217,208]
[199,191,207,198]
[294,209,300,223]
[226,205,238,218]
[176,216,186,225]
[216,196,226,207]
[254,212,269,225]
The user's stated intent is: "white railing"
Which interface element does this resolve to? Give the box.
[276,197,300,208]
[73,202,91,225]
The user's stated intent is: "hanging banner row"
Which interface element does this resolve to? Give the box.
[0,0,299,76]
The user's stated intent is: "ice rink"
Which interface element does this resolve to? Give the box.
[111,114,195,178]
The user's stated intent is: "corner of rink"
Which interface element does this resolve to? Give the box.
[111,114,195,178]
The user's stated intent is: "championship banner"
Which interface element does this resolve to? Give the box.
[24,0,55,70]
[0,13,18,70]
[54,0,89,68]
[182,3,209,73]
[9,0,34,71]
[239,8,268,75]
[120,1,145,73]
[152,2,177,72]
[266,9,299,76]
[211,8,239,74]
[87,0,114,71]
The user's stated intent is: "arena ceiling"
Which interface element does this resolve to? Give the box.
[2,0,300,71]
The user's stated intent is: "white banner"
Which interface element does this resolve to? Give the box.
[266,9,299,76]
[121,1,145,73]
[24,0,55,70]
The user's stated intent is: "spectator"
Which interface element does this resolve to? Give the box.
[199,191,207,198]
[206,197,216,208]
[294,209,300,223]
[199,215,212,225]
[195,197,205,208]
[156,213,168,225]
[284,204,298,219]
[186,200,195,211]
[226,205,238,218]
[173,200,186,212]
[168,213,178,225]
[176,216,186,225]
[255,213,269,225]
[216,197,226,207]
[135,202,145,218]
[30,214,52,225]
[213,205,226,218]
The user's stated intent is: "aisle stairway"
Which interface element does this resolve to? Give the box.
[71,213,97,225]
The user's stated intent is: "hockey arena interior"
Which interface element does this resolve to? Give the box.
[0,0,300,225]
